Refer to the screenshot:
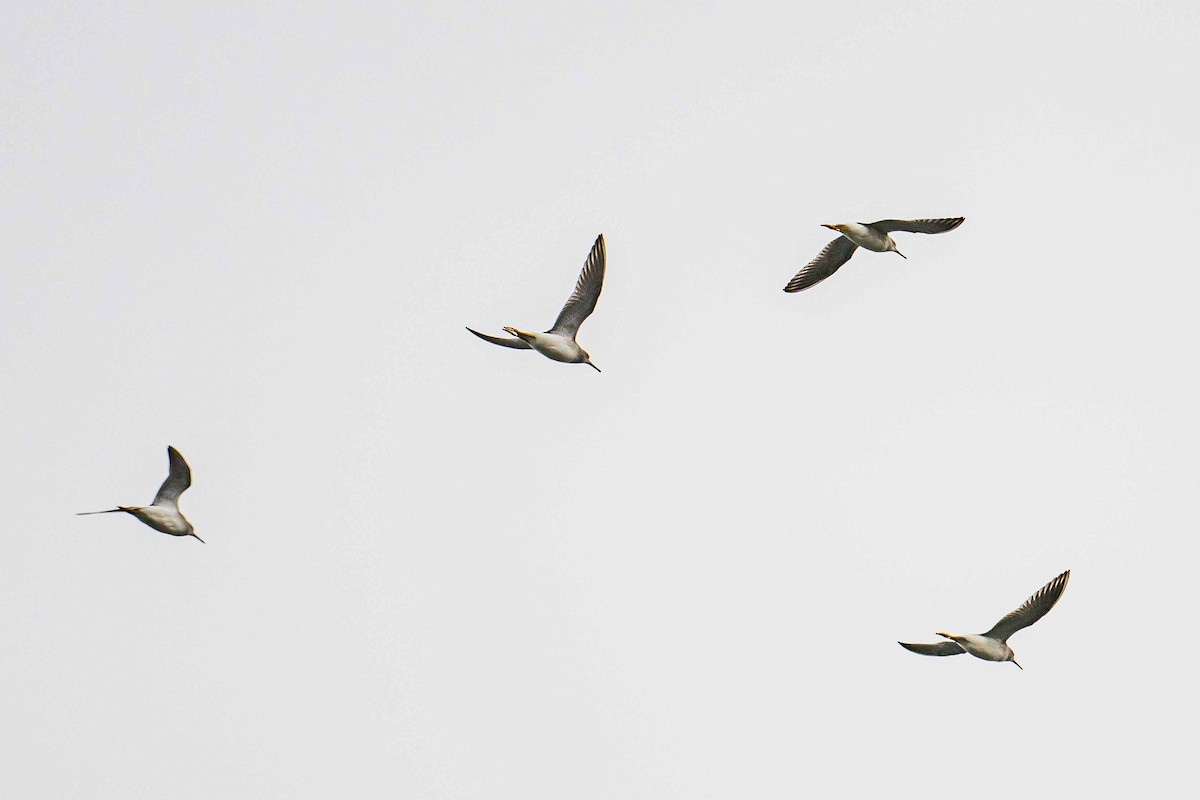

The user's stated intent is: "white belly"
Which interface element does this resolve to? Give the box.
[840,223,892,252]
[955,635,1012,662]
[530,333,584,363]
[130,506,191,536]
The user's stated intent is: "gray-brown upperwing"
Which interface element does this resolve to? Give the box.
[783,236,858,293]
[548,234,606,337]
[982,570,1071,642]
[870,217,965,235]
[151,446,191,508]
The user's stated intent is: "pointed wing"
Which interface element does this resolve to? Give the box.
[466,327,532,349]
[870,217,965,235]
[549,234,606,336]
[982,570,1070,642]
[152,446,191,507]
[898,640,966,657]
[783,236,858,293]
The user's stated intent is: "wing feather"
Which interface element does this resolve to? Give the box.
[982,570,1070,642]
[871,217,965,235]
[783,236,858,293]
[152,446,191,507]
[466,327,532,349]
[898,641,965,657]
[549,234,606,336]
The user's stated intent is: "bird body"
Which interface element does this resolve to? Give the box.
[77,446,203,543]
[899,569,1070,669]
[935,633,1013,663]
[784,217,964,293]
[101,504,193,536]
[502,327,589,364]
[823,222,897,253]
[468,234,606,372]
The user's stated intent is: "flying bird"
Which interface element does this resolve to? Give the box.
[78,446,203,543]
[783,217,964,293]
[467,234,606,372]
[898,569,1070,669]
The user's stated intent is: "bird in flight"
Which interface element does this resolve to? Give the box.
[78,446,203,543]
[783,217,964,293]
[467,234,606,372]
[898,569,1070,669]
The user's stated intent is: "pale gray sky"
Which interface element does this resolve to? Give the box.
[2,1,1197,797]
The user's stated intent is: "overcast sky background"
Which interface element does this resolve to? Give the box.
[2,1,1198,797]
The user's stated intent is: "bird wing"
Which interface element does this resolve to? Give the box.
[982,570,1070,642]
[549,234,606,336]
[898,640,965,656]
[783,236,858,293]
[465,327,532,349]
[152,446,191,507]
[870,217,965,235]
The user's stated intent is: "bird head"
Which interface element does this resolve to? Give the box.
[582,352,600,372]
[821,223,845,233]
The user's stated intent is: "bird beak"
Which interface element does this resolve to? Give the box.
[894,250,907,259]
[1011,660,1023,670]
[821,224,839,231]
[192,533,206,544]
[587,361,601,373]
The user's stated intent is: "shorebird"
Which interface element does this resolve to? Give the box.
[783,217,964,293]
[77,446,203,543]
[467,233,606,371]
[898,569,1069,669]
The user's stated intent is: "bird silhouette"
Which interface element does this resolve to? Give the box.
[78,446,203,543]
[899,570,1070,669]
[784,217,964,293]
[468,234,606,371]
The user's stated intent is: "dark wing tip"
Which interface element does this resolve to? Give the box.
[927,216,966,233]
[1050,568,1071,595]
[166,446,188,470]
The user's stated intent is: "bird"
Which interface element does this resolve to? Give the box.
[77,446,203,543]
[898,569,1070,669]
[467,233,606,372]
[783,217,964,293]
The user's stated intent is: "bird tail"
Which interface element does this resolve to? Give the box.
[76,508,124,515]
